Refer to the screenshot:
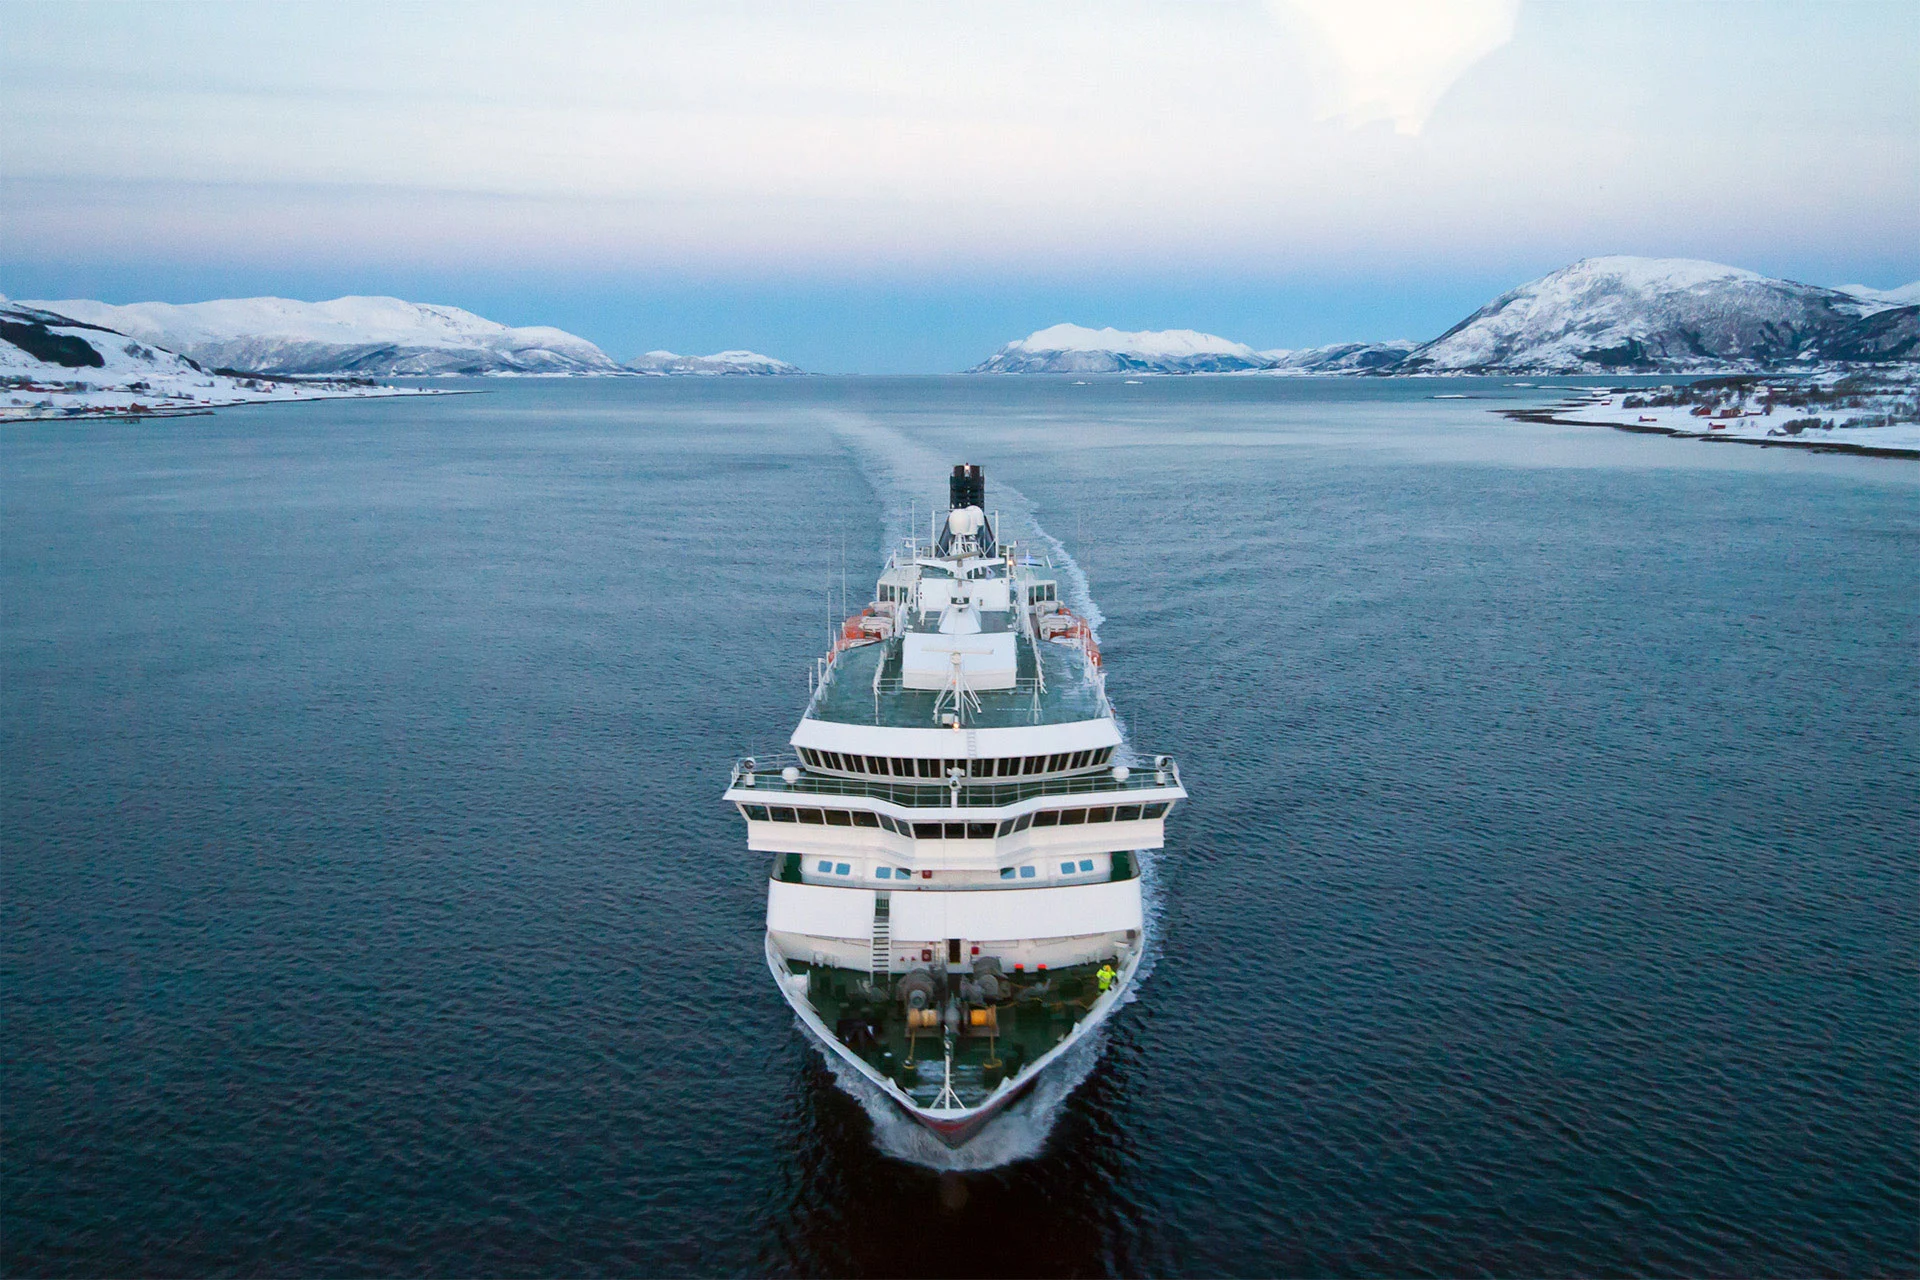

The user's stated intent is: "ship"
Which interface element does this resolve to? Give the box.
[723,464,1186,1146]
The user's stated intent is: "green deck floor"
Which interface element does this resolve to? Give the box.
[787,959,1108,1107]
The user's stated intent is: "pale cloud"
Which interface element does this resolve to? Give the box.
[1275,0,1520,135]
[0,1,1911,275]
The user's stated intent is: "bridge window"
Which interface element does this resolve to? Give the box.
[1046,753,1068,771]
[970,759,992,778]
[1070,750,1091,769]
[1023,755,1045,775]
[852,811,879,828]
[913,822,943,839]
[967,821,996,839]
[798,809,825,825]
[1060,809,1087,826]
[741,804,769,821]
[1032,811,1058,827]
[770,807,796,822]
[916,758,939,778]
[1086,806,1113,823]
[825,810,852,826]
[997,757,1019,777]
[943,822,967,839]
[1114,804,1141,821]
[1142,802,1170,819]
[1014,813,1033,831]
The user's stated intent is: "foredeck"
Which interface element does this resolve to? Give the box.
[790,958,1108,1109]
[809,638,1109,728]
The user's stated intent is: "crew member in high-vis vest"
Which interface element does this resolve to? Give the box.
[1097,962,1116,993]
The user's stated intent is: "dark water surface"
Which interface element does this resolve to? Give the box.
[4,378,1916,1277]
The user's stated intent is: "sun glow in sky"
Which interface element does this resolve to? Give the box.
[2,0,1916,371]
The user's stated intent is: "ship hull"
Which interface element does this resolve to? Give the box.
[765,931,1141,1148]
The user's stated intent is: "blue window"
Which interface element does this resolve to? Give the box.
[896,868,909,879]
[817,860,833,873]
[877,867,892,879]
[835,863,851,876]
[1019,866,1036,879]
[1000,867,1015,879]
[1079,859,1095,872]
[1061,861,1077,875]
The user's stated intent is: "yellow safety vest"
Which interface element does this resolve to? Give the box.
[1097,967,1114,991]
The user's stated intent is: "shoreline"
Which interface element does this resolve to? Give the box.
[0,384,476,425]
[1500,407,1920,460]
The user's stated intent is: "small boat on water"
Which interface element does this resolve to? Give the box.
[722,464,1186,1146]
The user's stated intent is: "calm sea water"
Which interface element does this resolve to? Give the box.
[4,377,1916,1277]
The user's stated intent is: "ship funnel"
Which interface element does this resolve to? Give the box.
[950,464,985,512]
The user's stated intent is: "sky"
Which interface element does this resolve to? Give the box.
[3,0,1917,373]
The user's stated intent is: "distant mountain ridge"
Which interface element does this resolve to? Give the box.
[17,294,808,377]
[971,257,1919,376]
[625,349,803,376]
[971,324,1271,373]
[22,295,624,376]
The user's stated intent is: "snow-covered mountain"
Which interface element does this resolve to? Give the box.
[1261,340,1420,374]
[1399,257,1918,374]
[625,349,804,376]
[17,295,622,376]
[971,324,1271,374]
[1837,281,1920,309]
[2,301,427,416]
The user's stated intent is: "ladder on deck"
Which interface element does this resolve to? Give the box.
[870,893,892,985]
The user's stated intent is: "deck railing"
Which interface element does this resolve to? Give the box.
[727,755,1182,808]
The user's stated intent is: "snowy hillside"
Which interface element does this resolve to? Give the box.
[1261,340,1419,374]
[2,302,430,417]
[625,349,804,376]
[1400,257,1916,374]
[18,295,621,377]
[971,324,1271,373]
